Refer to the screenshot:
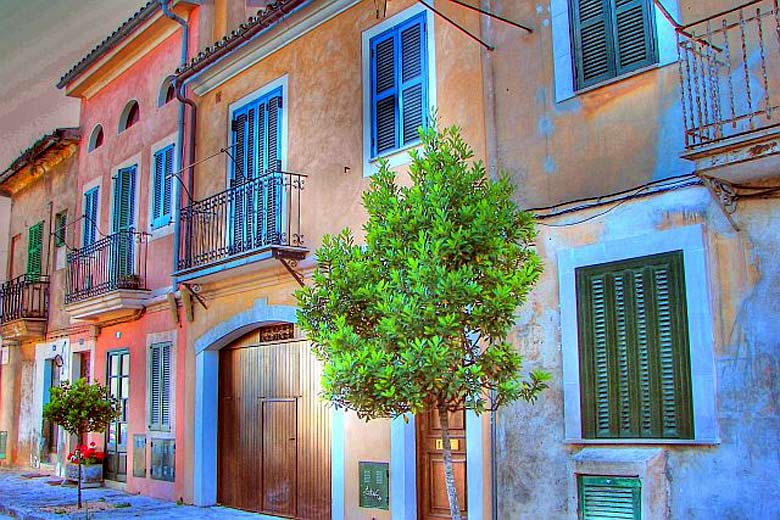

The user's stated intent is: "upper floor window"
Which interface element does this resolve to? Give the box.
[230,87,283,181]
[88,124,104,152]
[118,100,140,133]
[148,341,172,431]
[152,144,175,229]
[54,210,67,248]
[159,77,176,107]
[576,251,693,439]
[569,0,658,90]
[369,11,429,159]
[82,187,99,247]
[27,221,44,278]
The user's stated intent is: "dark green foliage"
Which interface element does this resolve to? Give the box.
[43,378,119,438]
[296,124,549,420]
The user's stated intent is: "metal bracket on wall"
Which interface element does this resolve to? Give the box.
[182,283,208,311]
[273,249,306,287]
[700,174,739,231]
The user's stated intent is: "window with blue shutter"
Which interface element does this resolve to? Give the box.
[152,145,174,229]
[370,12,428,159]
[83,187,99,247]
[569,0,657,90]
[576,251,693,440]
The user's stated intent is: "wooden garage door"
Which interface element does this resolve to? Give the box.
[218,334,331,519]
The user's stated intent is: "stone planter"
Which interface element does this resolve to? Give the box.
[64,462,103,488]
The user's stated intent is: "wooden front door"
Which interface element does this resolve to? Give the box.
[105,350,129,482]
[417,408,468,520]
[217,336,330,519]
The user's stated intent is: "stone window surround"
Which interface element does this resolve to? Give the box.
[558,223,719,444]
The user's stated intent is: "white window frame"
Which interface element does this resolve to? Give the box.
[551,0,681,103]
[361,3,437,177]
[558,224,718,444]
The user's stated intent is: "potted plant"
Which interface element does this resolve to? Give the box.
[65,442,105,488]
[117,273,141,289]
[43,378,119,509]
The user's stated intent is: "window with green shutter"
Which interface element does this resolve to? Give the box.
[27,221,44,278]
[569,0,657,90]
[576,251,693,439]
[578,475,641,520]
[112,166,136,233]
[83,187,99,247]
[148,342,172,431]
[54,210,67,247]
[152,145,174,229]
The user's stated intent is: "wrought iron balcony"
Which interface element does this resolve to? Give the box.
[0,274,49,339]
[677,0,780,180]
[177,169,306,282]
[66,230,149,310]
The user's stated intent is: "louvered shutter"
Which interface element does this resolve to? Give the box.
[149,344,161,429]
[113,166,136,232]
[54,211,67,247]
[576,251,693,439]
[372,33,398,156]
[231,111,248,253]
[27,222,44,278]
[152,150,164,227]
[612,0,656,75]
[264,96,282,245]
[399,16,426,146]
[578,475,641,520]
[248,104,262,245]
[83,188,99,247]
[571,0,615,88]
[163,146,174,220]
[160,342,171,428]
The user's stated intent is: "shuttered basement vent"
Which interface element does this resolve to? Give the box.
[578,475,641,520]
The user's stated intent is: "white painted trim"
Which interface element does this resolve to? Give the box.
[117,99,141,134]
[558,224,719,444]
[361,3,437,177]
[390,414,417,520]
[148,133,179,240]
[87,124,104,153]
[157,76,176,108]
[189,0,362,96]
[331,407,345,520]
[551,0,681,103]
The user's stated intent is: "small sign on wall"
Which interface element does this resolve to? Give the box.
[359,461,389,510]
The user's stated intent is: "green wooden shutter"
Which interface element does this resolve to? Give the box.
[54,211,67,247]
[27,221,44,278]
[163,146,174,220]
[0,431,7,460]
[112,166,136,233]
[576,251,693,439]
[570,0,656,90]
[149,342,172,431]
[578,475,641,520]
[399,16,426,146]
[612,0,656,76]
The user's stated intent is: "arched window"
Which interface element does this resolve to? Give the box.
[159,77,176,106]
[88,124,104,152]
[118,100,140,133]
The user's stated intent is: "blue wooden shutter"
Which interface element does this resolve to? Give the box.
[576,251,693,439]
[152,145,175,228]
[83,187,99,247]
[399,15,427,146]
[578,475,641,519]
[264,95,282,245]
[231,110,249,252]
[371,32,398,156]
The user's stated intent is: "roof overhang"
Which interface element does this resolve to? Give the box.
[61,1,198,99]
[0,129,81,197]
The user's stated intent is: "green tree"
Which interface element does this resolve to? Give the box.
[296,124,549,519]
[43,378,119,509]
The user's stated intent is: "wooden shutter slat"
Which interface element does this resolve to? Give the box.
[27,222,43,277]
[153,150,164,224]
[572,0,614,88]
[613,0,656,74]
[265,97,281,245]
[150,345,161,428]
[161,343,171,427]
[579,475,641,520]
[372,34,398,156]
[399,18,426,146]
[163,146,173,219]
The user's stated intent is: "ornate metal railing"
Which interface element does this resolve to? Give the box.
[178,169,306,272]
[0,274,49,325]
[66,230,148,304]
[677,0,780,148]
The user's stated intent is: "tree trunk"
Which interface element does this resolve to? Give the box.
[437,406,462,520]
[77,451,83,509]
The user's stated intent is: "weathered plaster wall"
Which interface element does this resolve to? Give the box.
[495,186,780,519]
[0,196,9,283]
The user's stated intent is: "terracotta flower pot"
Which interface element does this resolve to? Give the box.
[64,462,103,488]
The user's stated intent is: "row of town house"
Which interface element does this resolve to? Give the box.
[0,0,778,518]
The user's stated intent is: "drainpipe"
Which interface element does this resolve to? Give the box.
[161,0,190,290]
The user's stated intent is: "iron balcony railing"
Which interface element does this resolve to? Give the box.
[178,168,306,272]
[0,274,49,325]
[677,0,780,149]
[66,230,148,304]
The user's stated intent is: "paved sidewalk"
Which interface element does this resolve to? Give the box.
[0,470,265,520]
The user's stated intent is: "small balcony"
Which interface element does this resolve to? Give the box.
[0,274,49,341]
[176,169,307,284]
[65,230,149,322]
[677,0,780,182]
